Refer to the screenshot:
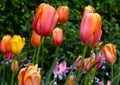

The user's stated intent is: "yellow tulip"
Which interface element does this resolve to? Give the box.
[11,35,25,55]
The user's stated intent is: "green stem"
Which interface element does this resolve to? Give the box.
[10,70,15,85]
[45,46,59,85]
[50,78,56,85]
[111,64,114,80]
[116,67,120,85]
[1,56,6,85]
[75,45,88,85]
[36,36,42,64]
[41,43,44,68]
[32,48,37,63]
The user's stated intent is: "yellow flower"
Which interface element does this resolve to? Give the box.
[11,35,25,55]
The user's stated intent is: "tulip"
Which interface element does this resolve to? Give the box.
[80,12,102,48]
[75,55,95,72]
[67,75,74,85]
[31,31,40,48]
[101,44,116,65]
[32,3,58,36]
[56,6,69,23]
[0,35,12,54]
[18,64,41,85]
[5,52,14,60]
[82,5,95,18]
[11,59,19,72]
[52,28,63,46]
[11,35,25,55]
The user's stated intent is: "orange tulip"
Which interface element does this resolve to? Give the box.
[0,35,12,54]
[82,5,95,18]
[80,12,102,48]
[101,44,116,65]
[18,64,41,85]
[31,31,40,48]
[52,28,63,46]
[67,75,74,85]
[32,3,58,36]
[31,31,45,48]
[56,6,69,23]
[11,59,19,72]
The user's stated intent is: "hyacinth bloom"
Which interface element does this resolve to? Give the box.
[82,5,95,18]
[0,35,12,54]
[11,35,25,55]
[56,6,69,23]
[52,28,63,46]
[18,64,41,85]
[32,3,58,36]
[11,59,19,72]
[80,12,102,48]
[53,61,70,76]
[67,75,74,85]
[101,44,116,65]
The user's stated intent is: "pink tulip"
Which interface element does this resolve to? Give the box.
[80,12,102,48]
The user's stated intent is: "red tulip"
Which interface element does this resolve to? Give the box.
[32,3,58,36]
[52,28,63,46]
[56,6,69,23]
[101,44,116,65]
[82,5,95,18]
[80,13,102,48]
[0,35,12,54]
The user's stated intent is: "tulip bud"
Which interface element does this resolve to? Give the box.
[6,52,14,60]
[11,59,19,72]
[11,35,25,55]
[52,28,63,46]
[101,44,116,65]
[32,3,58,36]
[67,75,74,85]
[18,64,41,85]
[0,35,12,54]
[80,13,102,48]
[56,6,69,23]
[82,5,95,18]
[31,31,43,48]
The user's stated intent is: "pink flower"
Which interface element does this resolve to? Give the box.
[5,52,14,60]
[98,80,111,85]
[53,61,70,76]
[96,52,103,69]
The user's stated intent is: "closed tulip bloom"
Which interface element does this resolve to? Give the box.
[31,31,40,48]
[32,3,58,36]
[67,75,74,85]
[0,35,12,54]
[56,6,69,23]
[80,13,102,48]
[5,52,14,60]
[18,64,41,85]
[82,5,95,18]
[52,28,63,46]
[101,44,116,65]
[11,35,25,55]
[11,59,19,72]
